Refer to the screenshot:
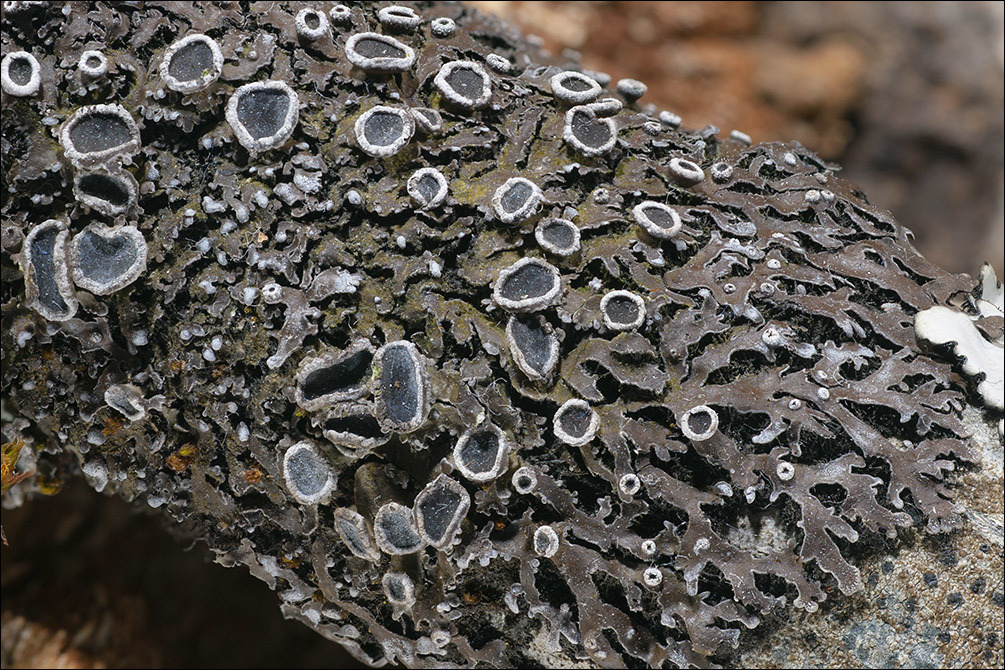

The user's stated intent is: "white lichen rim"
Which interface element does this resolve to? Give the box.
[406,166,449,209]
[587,97,622,118]
[563,105,618,156]
[618,473,641,496]
[329,4,352,23]
[505,314,560,380]
[430,630,452,647]
[709,161,733,182]
[642,566,663,587]
[535,218,581,257]
[225,80,300,154]
[410,106,442,133]
[261,281,283,304]
[77,49,108,77]
[382,572,416,608]
[354,104,415,157]
[69,223,148,296]
[492,257,562,313]
[600,289,646,331]
[679,404,719,442]
[158,33,223,93]
[60,103,141,167]
[553,398,599,447]
[485,53,511,73]
[282,441,335,505]
[22,219,77,321]
[760,325,784,348]
[1,50,40,96]
[668,156,705,186]
[381,572,416,606]
[344,32,415,71]
[319,402,390,458]
[511,465,538,494]
[616,77,647,100]
[492,176,544,224]
[412,473,470,549]
[550,70,602,104]
[72,167,139,217]
[429,17,457,37]
[294,340,375,412]
[452,423,510,482]
[915,305,1004,411]
[378,5,421,29]
[659,109,682,127]
[642,120,663,136]
[533,524,560,558]
[104,383,146,422]
[631,201,682,240]
[295,7,329,39]
[373,340,430,433]
[333,507,381,562]
[730,129,752,145]
[373,501,425,554]
[434,60,492,109]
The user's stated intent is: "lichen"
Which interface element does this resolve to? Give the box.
[1,2,999,668]
[915,263,1004,412]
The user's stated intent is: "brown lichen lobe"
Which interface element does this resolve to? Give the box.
[0,2,999,669]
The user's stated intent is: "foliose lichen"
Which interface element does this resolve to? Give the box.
[1,2,1000,668]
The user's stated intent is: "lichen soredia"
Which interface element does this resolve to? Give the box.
[1,2,1000,669]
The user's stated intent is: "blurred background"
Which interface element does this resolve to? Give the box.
[2,2,1002,668]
